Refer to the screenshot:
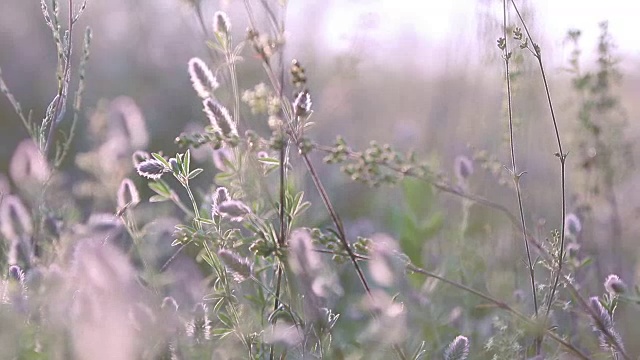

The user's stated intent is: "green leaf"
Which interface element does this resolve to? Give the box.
[152,153,171,169]
[218,312,234,328]
[212,328,235,338]
[183,149,191,174]
[197,217,215,225]
[148,180,171,196]
[257,157,280,166]
[188,168,203,179]
[149,195,169,203]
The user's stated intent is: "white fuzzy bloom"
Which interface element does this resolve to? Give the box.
[203,98,237,137]
[117,178,140,210]
[604,274,626,294]
[217,200,250,222]
[136,158,169,180]
[213,11,231,36]
[188,58,218,99]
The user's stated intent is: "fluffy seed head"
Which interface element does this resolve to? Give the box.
[213,11,231,36]
[589,297,613,331]
[218,249,253,282]
[0,195,33,242]
[117,178,140,210]
[454,155,474,183]
[161,296,178,312]
[109,96,149,149]
[444,335,470,360]
[9,139,50,184]
[564,213,582,238]
[8,265,25,284]
[136,158,169,180]
[188,57,218,99]
[217,200,250,222]
[186,303,211,341]
[203,99,237,137]
[212,187,230,217]
[604,274,626,295]
[293,90,312,118]
[288,229,322,275]
[589,296,624,352]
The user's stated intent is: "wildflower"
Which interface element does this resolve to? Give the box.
[288,229,321,275]
[117,178,140,210]
[188,58,218,99]
[292,90,312,118]
[0,195,32,242]
[136,158,169,180]
[604,274,626,295]
[211,187,230,217]
[186,303,211,342]
[217,200,250,222]
[161,296,179,312]
[589,296,624,352]
[131,150,150,167]
[213,11,231,37]
[9,139,50,184]
[444,335,470,360]
[218,249,253,282]
[203,98,237,137]
[369,234,400,287]
[454,155,473,183]
[564,213,582,238]
[109,96,148,149]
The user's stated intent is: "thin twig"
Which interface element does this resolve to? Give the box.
[501,0,539,353]
[509,1,569,353]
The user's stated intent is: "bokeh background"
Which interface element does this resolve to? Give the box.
[2,0,640,354]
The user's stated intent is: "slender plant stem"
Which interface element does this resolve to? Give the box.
[45,0,74,158]
[501,0,538,318]
[508,3,568,351]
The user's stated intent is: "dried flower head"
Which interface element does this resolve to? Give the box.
[216,200,250,222]
[604,274,626,295]
[218,249,253,282]
[564,213,582,238]
[203,98,237,137]
[136,158,170,180]
[293,90,312,118]
[188,57,218,99]
[212,187,230,217]
[213,11,231,36]
[454,155,474,183]
[444,335,470,360]
[117,178,140,210]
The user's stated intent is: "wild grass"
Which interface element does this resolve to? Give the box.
[0,0,638,359]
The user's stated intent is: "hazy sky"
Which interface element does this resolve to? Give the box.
[306,0,640,72]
